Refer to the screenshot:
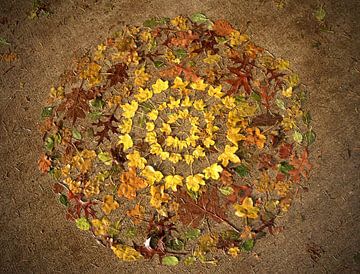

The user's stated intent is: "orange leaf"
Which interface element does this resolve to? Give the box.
[117,167,148,200]
[38,154,51,173]
[212,19,234,36]
[170,31,199,47]
[127,203,145,224]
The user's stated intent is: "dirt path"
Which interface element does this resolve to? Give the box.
[0,0,359,273]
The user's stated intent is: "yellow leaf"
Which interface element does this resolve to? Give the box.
[152,78,169,94]
[186,174,205,192]
[178,109,189,119]
[141,165,163,185]
[126,150,147,169]
[135,87,153,102]
[192,145,205,158]
[134,66,150,87]
[208,85,224,98]
[203,163,223,180]
[168,96,181,109]
[111,245,143,261]
[226,127,245,146]
[218,145,240,167]
[167,113,179,124]
[181,96,193,107]
[169,153,182,163]
[282,86,293,97]
[172,76,189,90]
[150,143,162,155]
[117,134,133,151]
[203,53,221,64]
[203,136,215,148]
[145,131,157,144]
[164,175,184,191]
[92,217,110,236]
[229,30,249,47]
[150,185,170,208]
[127,203,145,224]
[160,122,172,135]
[121,100,138,119]
[118,167,148,200]
[233,197,259,219]
[227,247,240,257]
[184,154,195,165]
[170,16,189,30]
[147,109,158,121]
[222,96,236,109]
[193,99,206,111]
[118,118,133,134]
[190,79,208,91]
[146,122,155,131]
[102,195,119,215]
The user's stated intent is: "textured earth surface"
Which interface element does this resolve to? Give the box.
[0,0,359,273]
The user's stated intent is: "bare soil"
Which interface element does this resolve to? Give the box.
[0,0,359,273]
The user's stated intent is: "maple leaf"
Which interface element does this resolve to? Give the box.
[288,149,312,182]
[93,112,119,145]
[218,145,241,167]
[212,19,234,36]
[186,174,206,192]
[170,30,199,47]
[102,195,119,215]
[203,163,223,180]
[164,175,183,192]
[107,63,128,87]
[176,187,228,228]
[117,134,133,151]
[57,85,95,124]
[226,66,253,95]
[38,154,51,173]
[117,167,148,200]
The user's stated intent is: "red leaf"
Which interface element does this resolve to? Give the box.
[278,143,293,159]
[170,31,199,47]
[288,150,312,182]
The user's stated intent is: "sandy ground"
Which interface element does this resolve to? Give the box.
[0,0,359,273]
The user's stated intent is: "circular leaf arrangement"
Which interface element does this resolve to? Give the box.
[38,14,314,265]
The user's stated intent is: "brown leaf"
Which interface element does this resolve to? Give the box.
[278,143,293,159]
[257,153,277,170]
[212,19,234,36]
[93,113,119,145]
[288,149,312,182]
[220,169,233,186]
[107,63,128,87]
[176,187,226,227]
[170,31,199,47]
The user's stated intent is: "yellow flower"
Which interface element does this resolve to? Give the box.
[227,247,240,257]
[111,245,143,261]
[121,100,138,119]
[145,131,157,144]
[127,150,147,169]
[172,76,189,90]
[169,153,182,163]
[222,96,236,109]
[233,197,259,219]
[208,85,224,98]
[193,99,206,111]
[193,145,205,158]
[135,87,153,102]
[102,195,119,215]
[134,66,150,87]
[227,127,245,146]
[146,122,155,131]
[168,96,181,109]
[147,109,158,121]
[160,123,172,135]
[164,175,183,191]
[181,96,192,107]
[190,79,208,91]
[184,154,194,165]
[203,136,215,148]
[186,174,205,192]
[203,163,223,180]
[118,118,132,134]
[117,134,133,151]
[141,165,163,185]
[152,78,169,94]
[218,145,240,167]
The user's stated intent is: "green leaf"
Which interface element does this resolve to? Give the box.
[89,110,102,120]
[302,111,311,125]
[304,130,316,146]
[221,230,240,241]
[98,152,112,166]
[44,136,54,151]
[275,98,286,110]
[162,256,179,266]
[314,5,326,21]
[219,186,234,196]
[278,161,294,174]
[190,13,208,24]
[41,106,53,118]
[234,164,249,177]
[250,92,261,102]
[91,97,105,109]
[125,227,137,238]
[241,239,254,252]
[185,228,201,240]
[174,48,187,59]
[143,17,169,28]
[153,60,165,68]
[72,128,82,140]
[293,130,303,144]
[108,220,121,237]
[0,37,10,46]
[54,132,62,144]
[75,217,90,231]
[168,238,184,251]
[59,194,69,206]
